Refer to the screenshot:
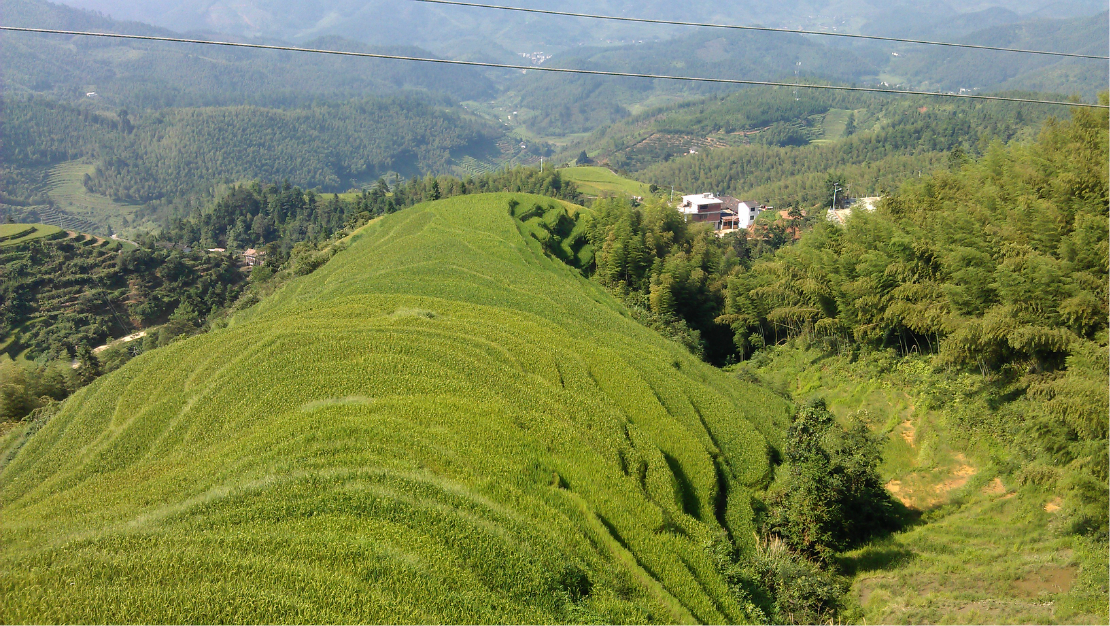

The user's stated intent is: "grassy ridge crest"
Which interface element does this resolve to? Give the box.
[0,193,789,623]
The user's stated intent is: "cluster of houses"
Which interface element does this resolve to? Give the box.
[207,247,266,269]
[677,194,773,235]
[159,242,266,269]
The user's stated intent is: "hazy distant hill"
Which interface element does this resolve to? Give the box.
[2,0,497,107]
[509,29,878,135]
[887,11,1109,99]
[48,0,1110,54]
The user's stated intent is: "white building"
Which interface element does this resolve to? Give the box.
[720,197,767,229]
[678,194,724,225]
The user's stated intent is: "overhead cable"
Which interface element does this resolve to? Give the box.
[412,0,1110,60]
[1,27,1105,109]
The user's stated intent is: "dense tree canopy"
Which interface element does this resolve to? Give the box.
[0,96,509,205]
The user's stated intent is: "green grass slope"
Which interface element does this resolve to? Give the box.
[0,223,65,248]
[0,193,789,623]
[558,167,652,199]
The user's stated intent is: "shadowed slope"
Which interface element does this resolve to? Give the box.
[0,193,789,623]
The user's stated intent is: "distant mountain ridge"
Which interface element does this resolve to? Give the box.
[887,11,1109,99]
[1,0,497,106]
[46,0,1110,54]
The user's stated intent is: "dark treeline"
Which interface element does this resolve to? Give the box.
[161,167,583,261]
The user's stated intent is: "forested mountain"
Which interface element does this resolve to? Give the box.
[8,0,1103,143]
[497,13,1103,138]
[2,0,496,108]
[509,31,877,135]
[1,96,512,204]
[560,87,1060,208]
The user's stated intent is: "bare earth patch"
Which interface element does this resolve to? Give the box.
[1013,565,1078,597]
[899,419,916,446]
[1043,497,1063,513]
[885,479,910,507]
[885,453,978,509]
[932,454,977,502]
[982,477,1006,497]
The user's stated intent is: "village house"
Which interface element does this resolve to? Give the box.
[680,193,776,235]
[242,248,265,268]
[720,197,770,230]
[678,193,726,225]
[679,193,780,235]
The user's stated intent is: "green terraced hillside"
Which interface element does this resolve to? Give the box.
[45,161,144,235]
[0,193,789,623]
[0,223,65,248]
[558,167,653,199]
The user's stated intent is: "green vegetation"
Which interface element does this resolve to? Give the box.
[577,107,1108,619]
[0,232,244,363]
[0,193,794,623]
[557,166,652,198]
[0,224,64,248]
[1,97,509,206]
[576,90,1061,208]
[764,399,902,562]
[744,345,1108,624]
[161,167,582,255]
[579,101,1107,371]
[2,2,1105,621]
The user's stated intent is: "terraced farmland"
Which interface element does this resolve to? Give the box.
[454,155,499,177]
[0,223,65,248]
[558,166,653,199]
[44,161,144,235]
[0,193,789,623]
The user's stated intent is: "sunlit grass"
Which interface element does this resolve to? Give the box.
[1,193,789,623]
[558,167,653,198]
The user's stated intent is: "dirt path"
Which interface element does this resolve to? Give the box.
[91,330,148,355]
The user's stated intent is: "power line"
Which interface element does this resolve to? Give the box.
[412,0,1110,61]
[1,26,1104,109]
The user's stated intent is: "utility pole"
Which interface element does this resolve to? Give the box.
[540,157,544,171]
[832,184,841,212]
[670,185,675,203]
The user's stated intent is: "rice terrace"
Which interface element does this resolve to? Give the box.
[1,194,790,622]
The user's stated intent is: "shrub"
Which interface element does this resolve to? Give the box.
[764,399,902,561]
[712,533,844,625]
